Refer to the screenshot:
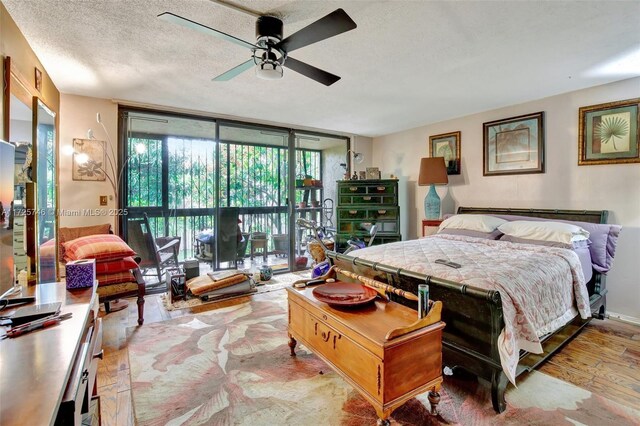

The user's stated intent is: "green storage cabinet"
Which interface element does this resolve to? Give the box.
[335,179,401,251]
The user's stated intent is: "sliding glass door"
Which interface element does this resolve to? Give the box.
[219,123,290,270]
[120,107,349,279]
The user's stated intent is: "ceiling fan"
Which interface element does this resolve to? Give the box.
[158,8,356,86]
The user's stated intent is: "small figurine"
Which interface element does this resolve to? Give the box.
[351,172,358,180]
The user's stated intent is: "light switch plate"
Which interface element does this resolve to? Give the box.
[99,196,107,206]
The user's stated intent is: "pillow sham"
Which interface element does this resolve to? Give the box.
[58,223,112,260]
[499,234,590,249]
[439,214,507,233]
[437,228,503,240]
[498,220,589,245]
[63,234,136,262]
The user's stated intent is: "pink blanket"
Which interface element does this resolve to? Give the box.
[352,234,591,384]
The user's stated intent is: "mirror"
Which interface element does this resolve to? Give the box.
[33,98,57,282]
[3,57,58,285]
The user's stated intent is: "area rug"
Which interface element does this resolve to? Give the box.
[129,290,640,426]
[160,271,310,311]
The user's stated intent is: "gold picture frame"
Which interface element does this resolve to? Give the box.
[429,131,461,175]
[578,98,640,165]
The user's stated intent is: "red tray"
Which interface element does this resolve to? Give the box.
[312,282,377,307]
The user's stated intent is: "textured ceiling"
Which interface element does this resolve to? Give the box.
[4,0,640,137]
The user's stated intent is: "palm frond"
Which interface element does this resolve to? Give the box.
[596,116,629,145]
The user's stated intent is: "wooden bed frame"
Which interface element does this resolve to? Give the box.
[326,207,608,413]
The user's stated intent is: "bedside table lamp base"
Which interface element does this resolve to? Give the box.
[424,184,441,220]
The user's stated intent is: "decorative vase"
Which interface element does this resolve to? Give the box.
[424,184,441,220]
[259,266,272,281]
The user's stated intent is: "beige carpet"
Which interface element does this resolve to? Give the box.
[129,290,640,426]
[160,271,310,311]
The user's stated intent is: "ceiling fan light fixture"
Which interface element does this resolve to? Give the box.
[255,60,283,80]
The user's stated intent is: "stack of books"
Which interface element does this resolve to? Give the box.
[186,270,256,301]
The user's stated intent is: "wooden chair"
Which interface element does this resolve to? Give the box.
[126,214,180,284]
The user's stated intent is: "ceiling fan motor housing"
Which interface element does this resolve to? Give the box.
[256,15,283,45]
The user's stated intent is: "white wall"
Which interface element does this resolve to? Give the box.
[59,94,118,229]
[372,77,640,319]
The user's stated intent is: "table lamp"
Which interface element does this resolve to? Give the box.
[418,157,449,219]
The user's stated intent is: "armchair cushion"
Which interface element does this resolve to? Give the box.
[96,271,136,287]
[63,234,136,262]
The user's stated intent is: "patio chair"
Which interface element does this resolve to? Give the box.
[127,213,180,283]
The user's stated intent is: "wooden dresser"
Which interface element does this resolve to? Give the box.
[0,282,102,426]
[335,179,401,251]
[286,286,444,425]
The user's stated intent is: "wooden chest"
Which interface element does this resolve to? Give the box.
[286,286,444,424]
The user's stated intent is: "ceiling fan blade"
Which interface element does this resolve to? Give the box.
[277,9,357,53]
[158,12,255,50]
[212,59,255,81]
[283,57,340,86]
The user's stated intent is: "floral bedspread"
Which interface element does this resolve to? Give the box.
[352,234,591,384]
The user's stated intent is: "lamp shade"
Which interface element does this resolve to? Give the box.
[418,157,449,186]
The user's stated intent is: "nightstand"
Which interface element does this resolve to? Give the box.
[422,219,442,237]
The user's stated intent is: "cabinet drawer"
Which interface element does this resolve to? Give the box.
[366,184,396,195]
[367,207,398,220]
[339,185,366,195]
[338,209,367,219]
[338,221,374,234]
[340,195,396,205]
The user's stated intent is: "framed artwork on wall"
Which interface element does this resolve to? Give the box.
[578,98,640,165]
[429,131,460,175]
[72,138,106,181]
[483,111,544,176]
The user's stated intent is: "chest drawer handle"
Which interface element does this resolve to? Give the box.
[378,210,387,214]
[349,186,358,192]
[349,210,357,215]
[376,186,385,191]
[363,196,372,201]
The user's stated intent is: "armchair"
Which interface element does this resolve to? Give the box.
[58,223,145,325]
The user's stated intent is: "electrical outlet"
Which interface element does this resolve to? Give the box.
[99,196,108,206]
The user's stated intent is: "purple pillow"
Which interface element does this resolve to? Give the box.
[437,228,503,240]
[485,214,620,273]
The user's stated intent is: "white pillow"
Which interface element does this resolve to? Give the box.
[439,214,507,233]
[498,221,590,245]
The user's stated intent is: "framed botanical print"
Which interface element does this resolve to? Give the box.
[483,112,544,176]
[429,131,460,175]
[72,138,106,181]
[578,98,640,165]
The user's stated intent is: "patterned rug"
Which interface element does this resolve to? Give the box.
[129,290,640,426]
[160,271,310,311]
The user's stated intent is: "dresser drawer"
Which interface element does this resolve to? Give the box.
[289,301,382,402]
[339,184,367,195]
[338,208,367,220]
[339,194,397,205]
[367,207,398,221]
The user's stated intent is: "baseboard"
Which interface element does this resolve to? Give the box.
[607,311,640,326]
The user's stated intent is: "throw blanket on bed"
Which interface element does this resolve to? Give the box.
[352,234,591,384]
